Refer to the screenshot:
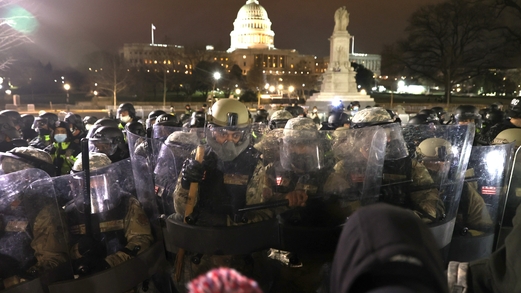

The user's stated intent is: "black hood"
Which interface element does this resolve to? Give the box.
[330,203,448,293]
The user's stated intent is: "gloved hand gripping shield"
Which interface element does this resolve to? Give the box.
[402,123,475,250]
[448,143,514,262]
[0,169,72,291]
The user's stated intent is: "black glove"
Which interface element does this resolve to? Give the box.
[73,257,110,276]
[77,236,106,259]
[181,159,205,189]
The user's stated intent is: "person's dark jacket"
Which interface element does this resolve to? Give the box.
[330,203,448,293]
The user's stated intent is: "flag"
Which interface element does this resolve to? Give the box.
[152,24,156,30]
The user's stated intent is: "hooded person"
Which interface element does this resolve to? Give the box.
[330,203,449,293]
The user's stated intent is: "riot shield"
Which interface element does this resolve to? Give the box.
[497,145,521,248]
[0,168,72,292]
[126,131,161,226]
[152,125,180,141]
[402,124,475,252]
[448,143,514,262]
[271,127,387,253]
[48,159,171,293]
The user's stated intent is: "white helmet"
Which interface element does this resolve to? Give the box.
[416,138,452,160]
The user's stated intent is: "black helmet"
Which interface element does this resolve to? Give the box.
[508,98,521,118]
[454,105,481,122]
[155,113,179,127]
[89,126,125,156]
[328,112,352,129]
[20,114,34,129]
[32,112,59,131]
[64,112,85,132]
[254,109,269,123]
[189,111,206,128]
[82,115,98,131]
[0,110,21,128]
[0,114,21,141]
[418,109,438,121]
[485,109,504,125]
[408,113,440,125]
[117,102,136,119]
[94,117,119,128]
[146,110,167,129]
[430,107,447,121]
[179,113,191,124]
[285,105,305,118]
[478,108,490,119]
[125,121,146,137]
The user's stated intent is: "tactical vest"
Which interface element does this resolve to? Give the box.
[52,142,77,176]
[195,147,260,226]
[65,197,130,256]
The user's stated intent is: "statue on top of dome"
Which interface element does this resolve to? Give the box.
[334,6,349,32]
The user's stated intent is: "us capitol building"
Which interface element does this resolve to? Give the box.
[120,0,381,89]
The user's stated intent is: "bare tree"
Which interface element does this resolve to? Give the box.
[390,0,506,104]
[0,0,33,71]
[83,51,131,108]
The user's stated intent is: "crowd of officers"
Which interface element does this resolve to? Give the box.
[0,97,519,293]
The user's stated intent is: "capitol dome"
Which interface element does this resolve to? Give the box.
[228,0,275,52]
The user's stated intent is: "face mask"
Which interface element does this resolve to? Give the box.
[120,116,131,123]
[54,134,67,143]
[353,106,359,111]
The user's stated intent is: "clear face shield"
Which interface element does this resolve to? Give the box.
[89,138,117,156]
[206,125,251,162]
[280,137,324,173]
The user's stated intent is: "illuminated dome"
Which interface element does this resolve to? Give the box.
[228,0,275,52]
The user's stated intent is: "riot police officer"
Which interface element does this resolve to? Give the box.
[145,110,166,138]
[477,98,521,145]
[0,114,27,152]
[64,112,86,145]
[30,112,59,149]
[89,126,129,162]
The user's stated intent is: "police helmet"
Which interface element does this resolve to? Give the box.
[206,99,252,161]
[508,98,521,118]
[20,114,34,129]
[146,110,167,129]
[0,110,21,128]
[125,121,146,137]
[83,116,98,131]
[188,111,206,128]
[155,113,180,127]
[116,102,136,119]
[328,111,352,129]
[351,107,394,128]
[64,112,85,133]
[1,146,55,176]
[269,110,293,130]
[408,114,440,125]
[89,126,125,156]
[454,105,481,123]
[285,105,305,118]
[0,114,21,140]
[32,112,59,131]
[485,109,504,126]
[94,118,119,128]
[430,107,447,121]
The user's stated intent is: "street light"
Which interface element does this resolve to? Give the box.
[213,72,221,98]
[63,83,70,104]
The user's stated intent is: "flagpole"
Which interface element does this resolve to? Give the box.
[151,23,155,45]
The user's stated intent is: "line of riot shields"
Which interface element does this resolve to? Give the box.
[1,120,518,292]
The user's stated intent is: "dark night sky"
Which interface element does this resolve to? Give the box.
[20,0,443,69]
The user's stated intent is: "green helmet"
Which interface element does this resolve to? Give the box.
[281,117,323,172]
[351,107,394,128]
[71,152,112,172]
[492,128,521,147]
[1,146,55,175]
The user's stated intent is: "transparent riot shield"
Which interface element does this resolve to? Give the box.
[402,124,475,253]
[0,169,72,292]
[448,143,514,262]
[48,159,171,293]
[126,131,161,225]
[152,125,180,141]
[497,145,521,248]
